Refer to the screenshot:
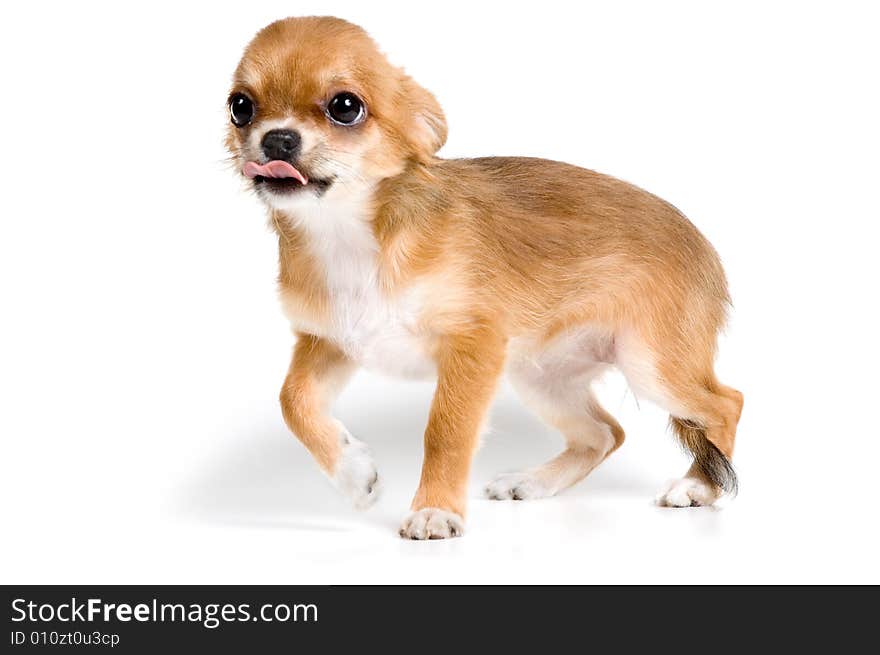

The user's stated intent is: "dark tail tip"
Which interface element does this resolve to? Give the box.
[670,417,738,496]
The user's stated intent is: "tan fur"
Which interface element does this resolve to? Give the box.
[280,334,355,473]
[227,16,743,537]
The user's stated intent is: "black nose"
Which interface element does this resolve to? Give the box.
[261,129,301,161]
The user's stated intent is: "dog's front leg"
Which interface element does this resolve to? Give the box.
[280,334,380,509]
[400,327,506,539]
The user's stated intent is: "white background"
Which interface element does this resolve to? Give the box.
[1,1,878,584]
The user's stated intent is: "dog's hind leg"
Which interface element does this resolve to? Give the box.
[485,333,625,500]
[656,380,743,506]
[616,332,743,507]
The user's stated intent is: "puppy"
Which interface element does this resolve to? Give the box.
[226,16,743,539]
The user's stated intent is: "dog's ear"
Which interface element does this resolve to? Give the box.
[399,75,447,158]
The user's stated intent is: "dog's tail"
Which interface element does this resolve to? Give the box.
[670,417,738,495]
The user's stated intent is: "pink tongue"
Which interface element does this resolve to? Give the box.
[243,160,308,185]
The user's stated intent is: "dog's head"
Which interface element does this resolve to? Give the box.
[226,16,446,212]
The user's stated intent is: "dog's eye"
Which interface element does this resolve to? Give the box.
[229,93,255,127]
[326,92,365,125]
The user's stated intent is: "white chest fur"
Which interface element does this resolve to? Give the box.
[277,187,435,379]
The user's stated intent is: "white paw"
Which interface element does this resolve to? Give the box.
[398,508,464,540]
[484,472,553,500]
[655,477,719,508]
[332,430,380,510]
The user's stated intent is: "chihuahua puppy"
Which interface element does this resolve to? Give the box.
[226,16,743,539]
